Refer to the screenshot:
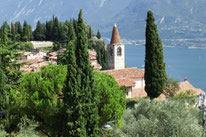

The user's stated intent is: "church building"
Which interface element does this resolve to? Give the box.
[103,24,204,99]
[104,24,145,98]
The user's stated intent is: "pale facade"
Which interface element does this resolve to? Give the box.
[108,44,125,70]
[107,24,125,70]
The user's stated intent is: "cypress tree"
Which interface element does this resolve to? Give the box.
[67,22,76,42]
[63,41,85,136]
[72,19,78,36]
[144,10,167,99]
[52,17,60,41]
[15,22,23,41]
[88,26,93,39]
[0,22,9,43]
[46,21,53,41]
[0,57,8,112]
[63,9,100,137]
[11,23,16,41]
[96,30,101,39]
[22,21,30,41]
[33,21,46,41]
[59,23,68,42]
[76,9,99,136]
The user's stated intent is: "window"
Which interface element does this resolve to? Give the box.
[117,47,122,56]
[110,47,113,56]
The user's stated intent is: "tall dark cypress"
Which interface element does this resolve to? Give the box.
[33,21,46,41]
[64,10,99,137]
[46,21,53,41]
[88,26,93,39]
[67,22,76,42]
[75,9,100,136]
[63,40,85,136]
[0,22,10,43]
[52,17,60,41]
[144,10,167,99]
[96,30,101,39]
[22,21,30,41]
[15,22,23,41]
[0,58,8,112]
[11,23,16,41]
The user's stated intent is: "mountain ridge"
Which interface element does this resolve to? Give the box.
[1,0,206,40]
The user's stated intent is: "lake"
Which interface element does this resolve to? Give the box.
[125,44,206,92]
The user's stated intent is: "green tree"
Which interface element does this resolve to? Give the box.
[117,99,203,137]
[164,78,180,97]
[94,71,126,127]
[11,63,125,136]
[33,21,46,41]
[77,9,100,136]
[0,57,8,112]
[64,9,100,136]
[72,19,78,36]
[58,23,68,42]
[11,23,16,41]
[52,17,60,41]
[63,41,83,136]
[144,10,167,99]
[88,39,108,70]
[0,22,10,43]
[45,21,53,41]
[15,22,23,41]
[96,30,101,39]
[22,21,30,41]
[14,65,67,136]
[66,21,76,42]
[88,26,93,39]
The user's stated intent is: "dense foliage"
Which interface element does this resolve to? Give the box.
[64,9,100,136]
[117,99,203,137]
[12,65,67,136]
[144,10,167,99]
[0,15,108,70]
[88,38,108,70]
[96,30,101,39]
[94,71,126,127]
[164,78,180,97]
[7,64,125,136]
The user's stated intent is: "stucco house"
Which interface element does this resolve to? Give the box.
[103,67,145,98]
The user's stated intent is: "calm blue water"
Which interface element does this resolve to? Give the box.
[125,44,206,92]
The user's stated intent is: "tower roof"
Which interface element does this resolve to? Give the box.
[110,23,121,44]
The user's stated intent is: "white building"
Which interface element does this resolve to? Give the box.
[107,24,125,70]
[19,50,47,60]
[104,24,205,99]
[103,67,145,98]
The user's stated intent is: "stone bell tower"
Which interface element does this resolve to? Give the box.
[107,24,125,70]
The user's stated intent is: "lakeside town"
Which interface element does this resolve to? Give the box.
[0,4,206,137]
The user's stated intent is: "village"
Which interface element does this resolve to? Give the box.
[17,24,205,99]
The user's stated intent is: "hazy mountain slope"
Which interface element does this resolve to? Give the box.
[109,0,206,39]
[1,0,206,40]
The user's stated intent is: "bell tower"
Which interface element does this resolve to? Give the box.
[107,24,125,70]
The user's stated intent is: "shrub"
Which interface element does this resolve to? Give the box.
[117,99,203,137]
[164,78,180,97]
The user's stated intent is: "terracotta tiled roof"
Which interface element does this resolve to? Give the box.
[116,78,135,87]
[103,67,144,80]
[159,81,205,100]
[18,58,44,64]
[178,81,205,95]
[110,24,121,45]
